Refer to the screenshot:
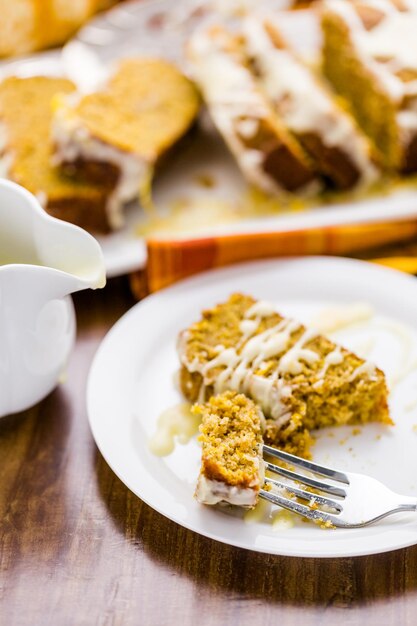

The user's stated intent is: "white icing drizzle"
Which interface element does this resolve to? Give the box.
[52,96,151,229]
[313,345,344,388]
[245,300,277,318]
[312,302,374,333]
[188,27,318,196]
[243,16,378,187]
[348,360,377,382]
[324,0,405,100]
[235,117,260,138]
[239,319,259,340]
[195,476,259,507]
[180,300,388,423]
[360,12,417,73]
[182,310,316,421]
[197,442,265,508]
[278,328,320,374]
[324,0,417,147]
[325,346,345,366]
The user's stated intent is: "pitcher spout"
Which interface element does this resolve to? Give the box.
[0,180,106,291]
[33,213,106,292]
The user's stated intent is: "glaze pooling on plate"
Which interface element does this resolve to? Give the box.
[148,402,198,457]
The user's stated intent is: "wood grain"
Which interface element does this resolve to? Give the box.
[1,277,417,626]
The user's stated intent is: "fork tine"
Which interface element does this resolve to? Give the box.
[259,489,341,527]
[263,445,350,485]
[265,461,347,498]
[264,477,343,512]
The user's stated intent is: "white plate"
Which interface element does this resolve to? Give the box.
[87,257,417,557]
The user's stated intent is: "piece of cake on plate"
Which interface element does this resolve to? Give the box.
[242,16,379,190]
[321,0,417,172]
[52,58,200,228]
[188,25,319,196]
[177,293,391,458]
[0,76,115,232]
[194,391,265,508]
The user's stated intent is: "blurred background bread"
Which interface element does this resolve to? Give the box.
[0,0,118,57]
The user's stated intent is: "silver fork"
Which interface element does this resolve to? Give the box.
[259,445,417,528]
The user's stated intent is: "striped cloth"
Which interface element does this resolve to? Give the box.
[129,218,417,297]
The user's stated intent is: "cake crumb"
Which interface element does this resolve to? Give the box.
[413,424,417,433]
[352,427,361,436]
[319,519,336,530]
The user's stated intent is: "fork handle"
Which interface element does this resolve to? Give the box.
[397,497,417,512]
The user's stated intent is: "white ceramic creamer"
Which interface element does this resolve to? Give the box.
[0,180,106,417]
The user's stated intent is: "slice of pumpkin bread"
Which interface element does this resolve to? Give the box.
[178,293,391,458]
[0,76,113,232]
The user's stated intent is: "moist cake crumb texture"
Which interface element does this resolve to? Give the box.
[178,293,391,459]
[194,390,265,507]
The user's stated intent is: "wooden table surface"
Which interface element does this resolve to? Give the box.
[1,276,417,626]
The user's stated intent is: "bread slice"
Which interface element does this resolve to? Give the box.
[178,293,391,458]
[194,391,265,508]
[0,0,116,58]
[243,16,379,190]
[52,58,200,228]
[321,0,417,172]
[188,25,318,195]
[0,76,114,232]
